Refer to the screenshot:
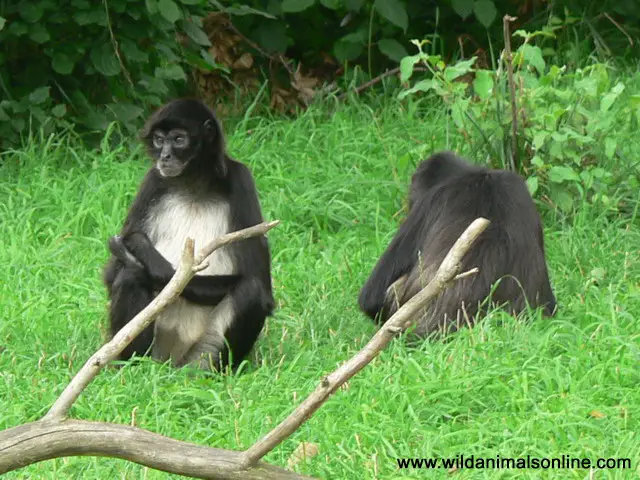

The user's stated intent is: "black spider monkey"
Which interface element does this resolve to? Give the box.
[359,151,556,337]
[103,98,275,371]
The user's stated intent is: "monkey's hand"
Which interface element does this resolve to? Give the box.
[108,235,144,269]
[121,232,175,283]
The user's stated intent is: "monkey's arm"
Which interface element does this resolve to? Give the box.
[358,218,421,321]
[109,234,240,306]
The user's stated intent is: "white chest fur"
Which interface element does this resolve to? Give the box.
[144,192,236,367]
[146,193,234,275]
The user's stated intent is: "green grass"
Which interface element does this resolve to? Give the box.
[1,100,639,479]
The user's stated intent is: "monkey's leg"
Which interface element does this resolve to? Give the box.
[109,266,155,361]
[183,278,270,372]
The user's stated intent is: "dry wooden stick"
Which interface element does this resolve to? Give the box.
[0,420,312,480]
[503,14,519,171]
[337,66,428,101]
[44,220,280,422]
[240,217,491,467]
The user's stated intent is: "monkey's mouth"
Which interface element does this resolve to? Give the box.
[156,164,184,178]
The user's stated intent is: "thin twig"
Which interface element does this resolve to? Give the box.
[103,0,134,87]
[503,15,519,171]
[44,220,280,421]
[603,12,634,46]
[337,66,428,101]
[240,217,490,467]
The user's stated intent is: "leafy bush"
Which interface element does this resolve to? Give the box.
[398,26,640,215]
[0,0,220,148]
[1,0,639,151]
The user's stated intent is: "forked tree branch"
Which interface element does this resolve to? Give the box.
[0,217,490,479]
[240,217,490,467]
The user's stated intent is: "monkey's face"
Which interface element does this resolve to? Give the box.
[149,128,195,178]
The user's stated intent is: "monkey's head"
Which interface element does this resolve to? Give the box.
[141,99,227,179]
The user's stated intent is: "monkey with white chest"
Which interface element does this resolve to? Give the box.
[103,98,274,371]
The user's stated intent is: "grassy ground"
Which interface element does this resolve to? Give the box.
[1,100,639,479]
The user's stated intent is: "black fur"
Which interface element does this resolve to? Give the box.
[358,151,556,337]
[103,98,274,371]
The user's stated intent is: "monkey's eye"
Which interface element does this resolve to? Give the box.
[152,135,164,149]
[173,135,187,148]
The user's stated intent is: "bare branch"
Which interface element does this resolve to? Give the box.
[503,14,520,171]
[196,220,280,265]
[44,220,280,422]
[0,420,313,480]
[241,218,491,467]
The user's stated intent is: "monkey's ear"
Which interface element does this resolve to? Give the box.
[203,119,217,141]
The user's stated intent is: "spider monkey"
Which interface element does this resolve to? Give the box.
[359,151,556,337]
[103,98,274,371]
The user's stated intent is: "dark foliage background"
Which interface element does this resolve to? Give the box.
[1,0,639,148]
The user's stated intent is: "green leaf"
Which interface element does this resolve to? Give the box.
[346,0,365,10]
[145,0,158,14]
[52,53,75,75]
[398,79,434,99]
[29,87,51,105]
[29,24,50,44]
[518,44,545,75]
[108,103,145,122]
[52,104,67,118]
[531,155,544,167]
[281,0,315,13]
[178,0,203,4]
[450,98,470,128]
[526,176,539,196]
[399,54,420,82]
[158,0,182,23]
[19,3,45,23]
[120,38,149,63]
[473,0,497,28]
[73,10,106,25]
[443,57,476,82]
[0,17,5,32]
[91,44,121,76]
[548,166,579,184]
[320,0,340,8]
[334,39,364,63]
[600,82,625,112]
[378,39,408,62]
[155,64,187,81]
[532,130,548,150]
[333,30,367,62]
[374,0,408,31]
[549,185,574,213]
[604,137,617,160]
[451,0,473,19]
[182,19,211,46]
[8,22,28,36]
[472,70,493,100]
